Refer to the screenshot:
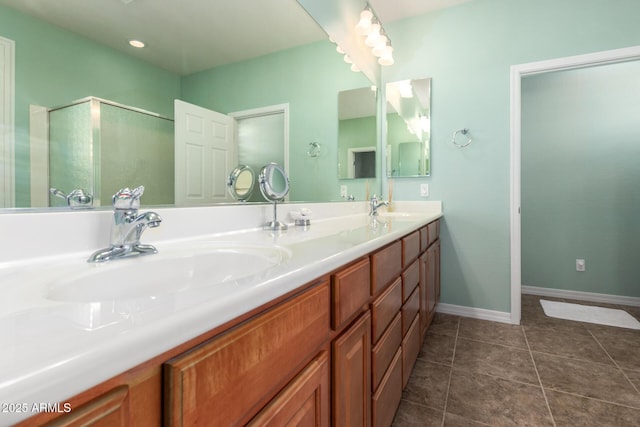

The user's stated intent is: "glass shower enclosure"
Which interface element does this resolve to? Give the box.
[48,97,174,207]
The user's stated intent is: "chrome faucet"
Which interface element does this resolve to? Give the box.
[50,187,93,208]
[369,194,389,216]
[88,186,162,263]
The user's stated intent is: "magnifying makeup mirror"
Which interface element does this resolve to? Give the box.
[227,165,255,202]
[259,162,289,231]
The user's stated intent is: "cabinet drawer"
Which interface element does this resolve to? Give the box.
[427,220,440,247]
[164,282,330,427]
[372,348,402,427]
[402,313,421,389]
[248,351,330,427]
[371,241,402,296]
[371,312,401,392]
[402,286,420,337]
[371,277,402,344]
[332,258,371,330]
[402,231,420,267]
[401,259,420,303]
[419,226,428,253]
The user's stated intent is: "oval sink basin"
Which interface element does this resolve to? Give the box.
[46,242,291,303]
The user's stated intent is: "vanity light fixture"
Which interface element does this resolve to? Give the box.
[128,39,146,48]
[355,3,394,66]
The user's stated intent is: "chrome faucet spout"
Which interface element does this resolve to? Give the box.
[88,186,162,263]
[369,194,389,216]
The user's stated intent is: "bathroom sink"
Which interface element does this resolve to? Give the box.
[46,242,291,303]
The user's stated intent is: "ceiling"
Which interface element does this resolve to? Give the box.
[0,0,473,75]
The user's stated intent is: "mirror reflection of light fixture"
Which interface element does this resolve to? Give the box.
[356,9,373,35]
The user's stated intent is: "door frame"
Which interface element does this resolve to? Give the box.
[0,36,15,208]
[509,45,640,325]
[230,103,290,178]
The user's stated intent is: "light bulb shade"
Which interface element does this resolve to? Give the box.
[355,9,373,35]
[378,46,394,66]
[350,63,360,72]
[344,55,352,64]
[336,45,345,54]
[365,23,381,47]
[371,36,388,57]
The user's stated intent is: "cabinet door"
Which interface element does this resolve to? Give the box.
[164,282,330,426]
[435,240,441,303]
[426,244,437,320]
[249,351,330,427]
[333,311,372,427]
[43,387,129,427]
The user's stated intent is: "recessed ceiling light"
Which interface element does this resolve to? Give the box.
[128,39,146,48]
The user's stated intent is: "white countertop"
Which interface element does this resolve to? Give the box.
[0,201,441,426]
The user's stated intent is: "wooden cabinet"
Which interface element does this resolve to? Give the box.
[402,314,421,388]
[401,231,420,268]
[370,277,402,343]
[371,348,402,427]
[371,313,401,391]
[20,219,441,427]
[15,365,162,427]
[371,241,402,295]
[332,258,371,330]
[164,282,330,426]
[249,351,330,427]
[333,312,371,427]
[420,220,441,335]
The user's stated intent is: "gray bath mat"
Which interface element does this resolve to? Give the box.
[540,299,640,330]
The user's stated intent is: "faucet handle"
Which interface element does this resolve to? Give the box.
[50,187,93,208]
[112,186,145,209]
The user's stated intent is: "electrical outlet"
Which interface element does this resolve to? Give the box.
[576,259,586,272]
[420,183,429,197]
[340,185,347,198]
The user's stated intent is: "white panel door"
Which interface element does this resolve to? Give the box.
[174,100,235,205]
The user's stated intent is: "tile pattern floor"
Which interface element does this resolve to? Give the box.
[392,294,640,426]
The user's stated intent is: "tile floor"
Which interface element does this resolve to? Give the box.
[392,294,640,426]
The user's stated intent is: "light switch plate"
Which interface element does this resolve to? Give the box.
[420,184,429,197]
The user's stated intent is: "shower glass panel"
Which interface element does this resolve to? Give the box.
[48,97,174,207]
[48,101,94,207]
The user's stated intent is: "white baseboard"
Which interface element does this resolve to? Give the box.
[522,286,640,307]
[436,303,513,324]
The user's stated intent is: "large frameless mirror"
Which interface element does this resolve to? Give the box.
[337,86,378,179]
[385,78,431,177]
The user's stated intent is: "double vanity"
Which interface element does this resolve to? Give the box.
[0,200,441,426]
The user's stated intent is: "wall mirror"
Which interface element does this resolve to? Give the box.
[385,78,431,177]
[338,86,378,179]
[0,0,375,211]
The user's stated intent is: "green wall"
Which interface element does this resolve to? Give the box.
[521,61,640,298]
[0,4,181,207]
[383,0,640,312]
[180,41,371,202]
[338,115,377,179]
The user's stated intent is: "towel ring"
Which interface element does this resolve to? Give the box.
[452,128,472,148]
[307,141,321,157]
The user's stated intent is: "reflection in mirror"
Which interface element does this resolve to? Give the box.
[385,78,431,177]
[338,87,378,179]
[259,163,289,232]
[43,97,174,208]
[1,0,377,211]
[227,165,255,202]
